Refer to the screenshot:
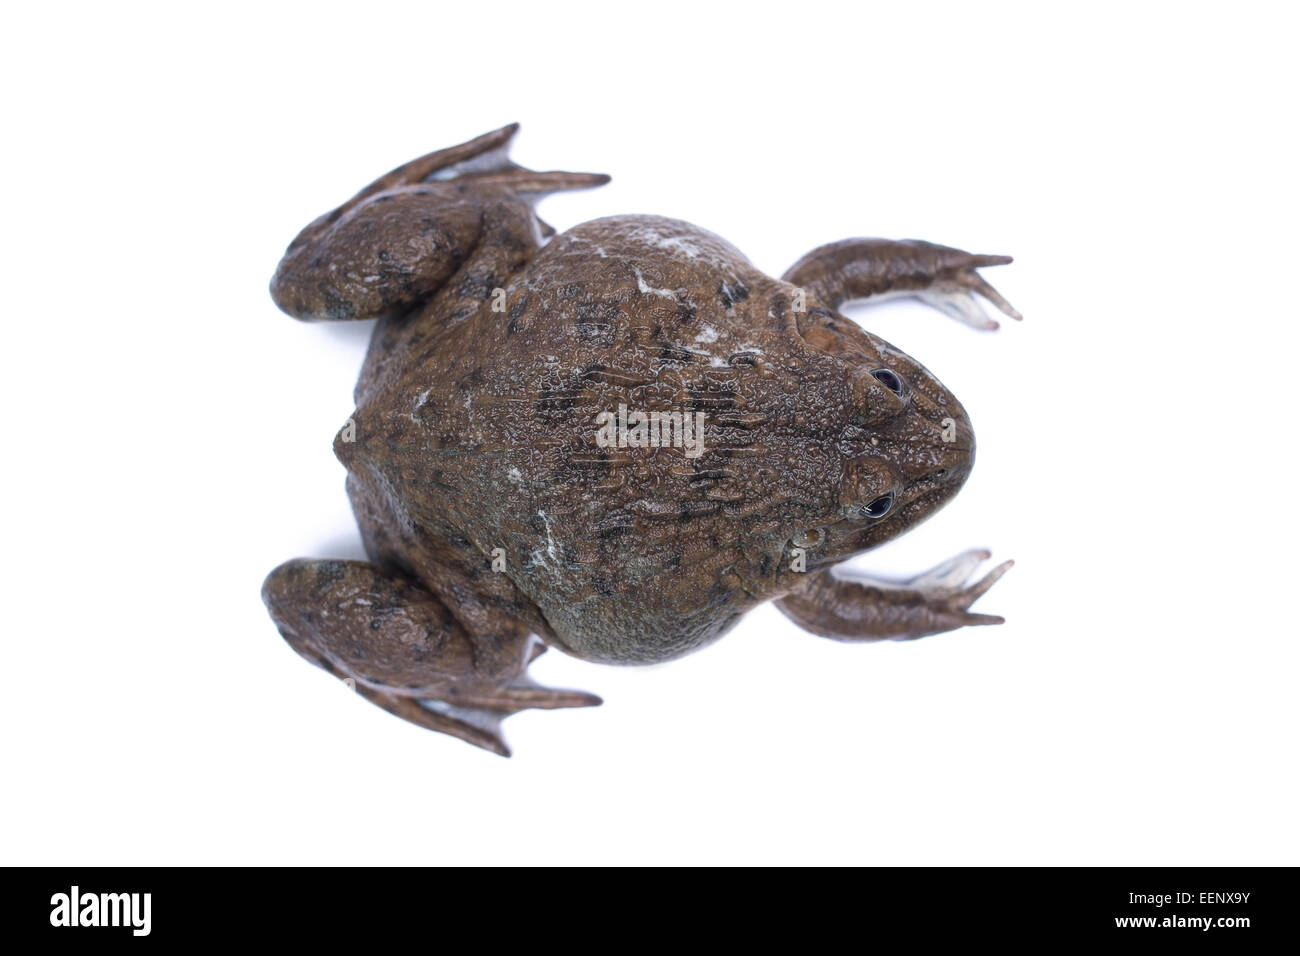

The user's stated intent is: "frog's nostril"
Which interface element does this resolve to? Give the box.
[792,527,825,548]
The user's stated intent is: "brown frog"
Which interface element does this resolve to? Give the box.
[262,124,1019,755]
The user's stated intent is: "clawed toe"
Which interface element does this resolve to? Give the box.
[955,559,1015,609]
[910,550,1014,622]
[923,262,1021,330]
[356,687,515,756]
[365,681,601,758]
[963,269,1023,322]
[448,682,603,714]
[961,612,1006,627]
[919,252,1022,330]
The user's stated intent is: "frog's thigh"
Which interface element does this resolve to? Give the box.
[262,559,599,756]
[775,551,1013,642]
[269,189,483,322]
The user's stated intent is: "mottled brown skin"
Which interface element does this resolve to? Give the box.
[263,124,1019,755]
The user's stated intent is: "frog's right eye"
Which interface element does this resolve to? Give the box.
[871,368,904,396]
[860,492,895,519]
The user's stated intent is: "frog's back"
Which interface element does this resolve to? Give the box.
[341,215,813,663]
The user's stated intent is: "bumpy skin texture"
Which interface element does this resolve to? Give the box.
[263,124,1019,755]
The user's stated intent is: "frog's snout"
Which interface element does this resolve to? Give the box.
[914,398,976,510]
[333,414,363,467]
[841,414,967,513]
[933,402,976,482]
[890,354,977,486]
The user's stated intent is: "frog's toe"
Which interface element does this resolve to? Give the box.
[962,265,1022,322]
[434,682,603,714]
[366,691,515,757]
[952,557,1015,610]
[337,681,600,759]
[918,285,1004,330]
[396,683,600,757]
[920,268,1021,330]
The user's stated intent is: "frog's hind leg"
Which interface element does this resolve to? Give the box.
[269,123,608,322]
[783,238,1021,330]
[261,558,599,756]
[269,178,485,322]
[775,549,1013,641]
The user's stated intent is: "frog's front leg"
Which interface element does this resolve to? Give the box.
[261,559,599,756]
[775,549,1013,641]
[783,238,1021,330]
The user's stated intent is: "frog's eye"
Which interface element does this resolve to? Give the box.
[861,492,895,519]
[871,368,904,396]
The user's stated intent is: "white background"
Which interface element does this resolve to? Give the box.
[3,2,1296,865]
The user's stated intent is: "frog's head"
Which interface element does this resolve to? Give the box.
[777,309,976,571]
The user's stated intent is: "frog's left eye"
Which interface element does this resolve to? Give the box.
[861,492,895,519]
[871,368,904,396]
